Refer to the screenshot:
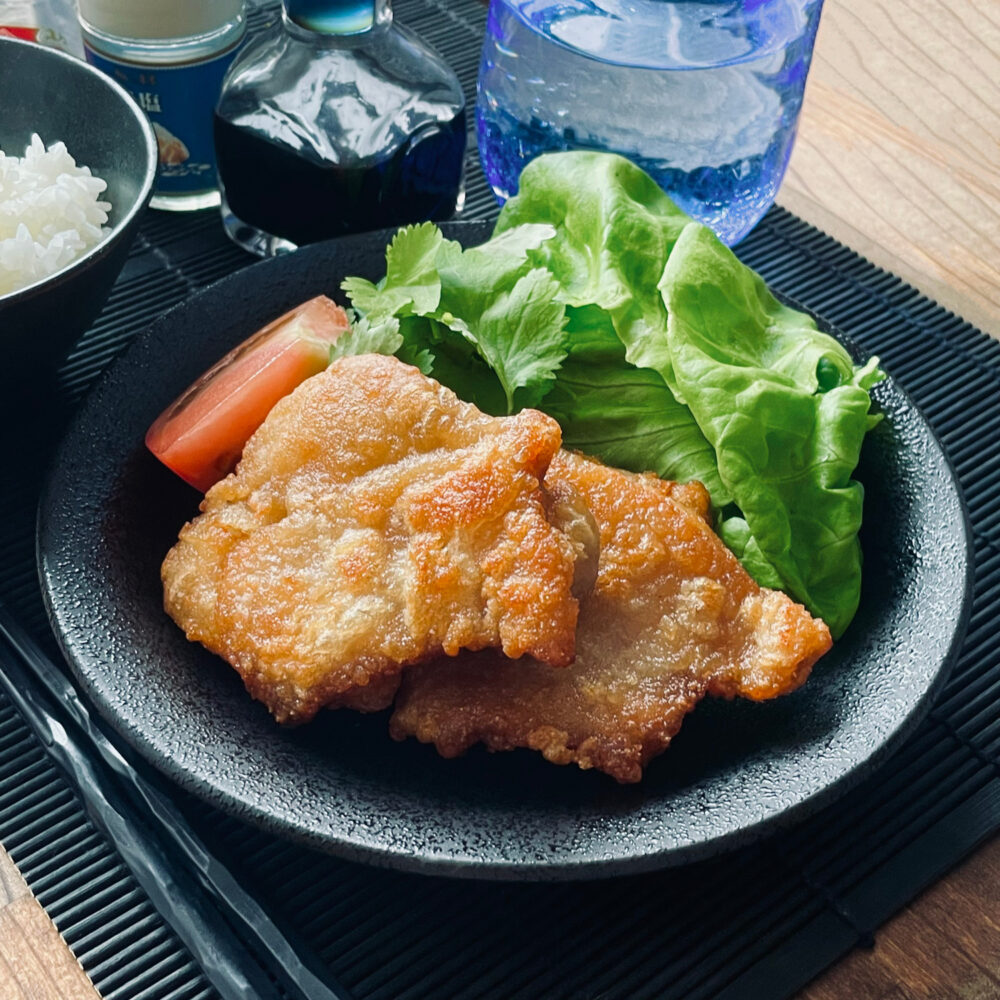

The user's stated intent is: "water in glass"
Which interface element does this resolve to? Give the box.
[477,0,824,245]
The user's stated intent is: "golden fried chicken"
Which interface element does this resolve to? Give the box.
[161,354,586,724]
[390,450,833,783]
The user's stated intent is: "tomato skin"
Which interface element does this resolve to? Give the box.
[146,295,350,492]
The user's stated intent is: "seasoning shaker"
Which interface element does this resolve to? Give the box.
[78,0,246,211]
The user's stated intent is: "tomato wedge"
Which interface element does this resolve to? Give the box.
[146,295,350,492]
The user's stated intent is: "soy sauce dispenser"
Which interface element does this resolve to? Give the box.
[214,0,466,256]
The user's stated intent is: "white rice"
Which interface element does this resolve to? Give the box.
[0,133,112,296]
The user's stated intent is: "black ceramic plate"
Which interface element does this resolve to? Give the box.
[38,221,973,880]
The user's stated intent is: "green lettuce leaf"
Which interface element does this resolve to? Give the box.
[494,151,689,353]
[409,315,508,416]
[657,222,884,636]
[394,315,435,374]
[340,150,884,637]
[434,236,567,412]
[341,223,445,320]
[329,315,403,360]
[543,305,728,501]
[343,222,565,413]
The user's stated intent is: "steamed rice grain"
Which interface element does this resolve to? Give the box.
[0,133,111,296]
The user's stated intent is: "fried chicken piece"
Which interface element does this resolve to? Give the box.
[161,354,586,724]
[390,450,832,783]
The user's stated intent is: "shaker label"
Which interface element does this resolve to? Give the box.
[0,26,40,41]
[84,43,239,195]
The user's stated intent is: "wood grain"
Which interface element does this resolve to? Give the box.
[778,0,1000,338]
[797,833,1000,999]
[0,846,100,1000]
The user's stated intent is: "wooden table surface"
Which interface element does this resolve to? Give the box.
[2,0,998,996]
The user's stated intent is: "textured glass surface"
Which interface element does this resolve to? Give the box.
[477,0,823,244]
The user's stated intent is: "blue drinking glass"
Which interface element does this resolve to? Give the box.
[477,0,824,245]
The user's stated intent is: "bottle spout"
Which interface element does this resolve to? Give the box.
[282,0,391,35]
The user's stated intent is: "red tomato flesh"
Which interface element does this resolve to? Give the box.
[145,295,350,492]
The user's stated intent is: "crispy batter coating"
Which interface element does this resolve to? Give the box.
[161,355,584,724]
[390,450,833,782]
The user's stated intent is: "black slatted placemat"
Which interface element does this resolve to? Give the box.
[2,1,999,998]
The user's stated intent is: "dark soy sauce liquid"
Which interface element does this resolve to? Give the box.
[214,109,467,246]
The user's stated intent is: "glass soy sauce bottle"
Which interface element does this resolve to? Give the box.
[214,0,466,256]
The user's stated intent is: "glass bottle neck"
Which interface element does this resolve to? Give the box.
[282,0,391,36]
